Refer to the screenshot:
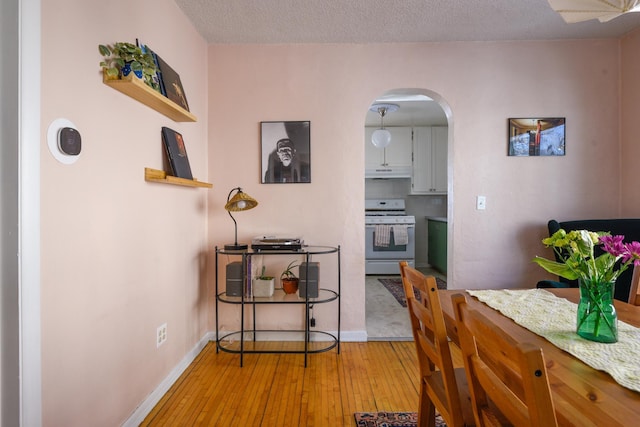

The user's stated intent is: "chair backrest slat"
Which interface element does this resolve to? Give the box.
[452,293,558,427]
[399,261,472,427]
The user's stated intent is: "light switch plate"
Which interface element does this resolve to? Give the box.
[476,196,486,210]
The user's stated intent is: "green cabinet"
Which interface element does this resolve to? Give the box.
[427,218,447,274]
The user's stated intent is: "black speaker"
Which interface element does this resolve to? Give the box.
[298,262,319,298]
[226,262,243,296]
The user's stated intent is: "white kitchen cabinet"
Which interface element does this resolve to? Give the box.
[411,126,448,194]
[365,127,413,177]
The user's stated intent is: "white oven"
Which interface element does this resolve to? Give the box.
[365,199,416,275]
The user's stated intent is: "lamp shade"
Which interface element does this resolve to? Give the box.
[369,103,399,148]
[371,129,392,148]
[225,189,258,212]
[224,187,258,251]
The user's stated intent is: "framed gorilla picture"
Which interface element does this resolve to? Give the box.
[261,121,311,184]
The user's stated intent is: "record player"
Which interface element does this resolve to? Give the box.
[251,236,304,251]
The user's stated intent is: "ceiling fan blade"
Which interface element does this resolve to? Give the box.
[547,0,640,23]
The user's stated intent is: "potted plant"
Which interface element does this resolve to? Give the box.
[253,266,274,297]
[280,260,300,294]
[533,229,640,343]
[99,42,160,91]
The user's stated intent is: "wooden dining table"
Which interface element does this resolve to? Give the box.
[438,288,640,427]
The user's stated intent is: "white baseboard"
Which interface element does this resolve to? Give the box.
[122,328,367,425]
[122,331,215,427]
[340,330,368,341]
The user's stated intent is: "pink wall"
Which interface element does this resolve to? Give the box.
[621,27,640,213]
[39,2,636,423]
[207,39,623,337]
[40,0,208,425]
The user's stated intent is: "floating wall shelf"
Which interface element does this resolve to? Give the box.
[103,74,197,122]
[144,168,212,188]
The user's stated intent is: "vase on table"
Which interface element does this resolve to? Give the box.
[576,278,618,343]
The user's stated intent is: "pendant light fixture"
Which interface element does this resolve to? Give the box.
[369,103,399,148]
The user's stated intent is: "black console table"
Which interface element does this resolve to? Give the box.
[215,245,340,367]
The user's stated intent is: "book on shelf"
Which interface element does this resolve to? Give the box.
[136,39,163,95]
[148,49,167,96]
[155,53,189,111]
[161,127,193,180]
[246,257,252,298]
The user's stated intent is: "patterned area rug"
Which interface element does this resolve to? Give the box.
[378,277,447,308]
[354,411,446,426]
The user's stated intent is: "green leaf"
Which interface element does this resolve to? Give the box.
[98,44,111,56]
[130,61,143,72]
[104,68,119,78]
[532,256,579,280]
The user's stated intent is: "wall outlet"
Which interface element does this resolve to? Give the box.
[157,323,167,348]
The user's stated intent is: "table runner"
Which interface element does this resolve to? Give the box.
[466,289,640,393]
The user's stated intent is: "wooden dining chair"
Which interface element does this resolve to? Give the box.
[451,293,558,427]
[399,261,474,427]
[628,264,640,306]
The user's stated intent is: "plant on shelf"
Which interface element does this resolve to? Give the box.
[257,265,273,280]
[253,266,274,297]
[99,42,159,91]
[280,260,300,294]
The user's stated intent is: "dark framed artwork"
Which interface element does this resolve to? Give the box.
[261,121,311,184]
[508,118,565,156]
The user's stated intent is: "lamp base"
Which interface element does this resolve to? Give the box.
[224,243,248,251]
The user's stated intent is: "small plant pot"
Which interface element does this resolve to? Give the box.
[253,278,274,297]
[282,278,299,294]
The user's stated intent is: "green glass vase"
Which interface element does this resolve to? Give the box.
[576,278,618,343]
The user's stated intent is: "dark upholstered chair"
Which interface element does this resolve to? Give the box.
[536,219,640,302]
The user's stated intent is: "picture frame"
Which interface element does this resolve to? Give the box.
[261,121,311,184]
[508,118,565,156]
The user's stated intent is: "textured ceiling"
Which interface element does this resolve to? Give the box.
[174,0,640,126]
[175,0,640,44]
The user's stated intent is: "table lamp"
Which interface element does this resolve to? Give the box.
[224,187,258,250]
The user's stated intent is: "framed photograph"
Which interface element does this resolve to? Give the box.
[508,118,565,156]
[261,121,311,184]
[161,127,193,179]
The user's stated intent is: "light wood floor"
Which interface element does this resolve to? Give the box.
[141,341,420,426]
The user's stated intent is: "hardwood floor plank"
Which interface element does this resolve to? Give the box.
[142,341,420,426]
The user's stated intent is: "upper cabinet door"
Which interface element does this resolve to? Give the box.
[384,127,413,168]
[365,127,413,177]
[431,126,448,193]
[411,126,433,194]
[411,126,448,194]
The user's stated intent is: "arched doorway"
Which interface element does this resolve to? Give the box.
[364,88,452,340]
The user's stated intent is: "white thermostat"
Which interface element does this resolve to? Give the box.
[47,118,81,164]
